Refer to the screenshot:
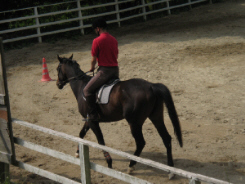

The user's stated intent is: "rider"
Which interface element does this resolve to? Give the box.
[83,18,119,121]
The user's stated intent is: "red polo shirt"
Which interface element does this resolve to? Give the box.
[91,32,118,67]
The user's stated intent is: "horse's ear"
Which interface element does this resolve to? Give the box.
[57,55,62,63]
[69,54,73,60]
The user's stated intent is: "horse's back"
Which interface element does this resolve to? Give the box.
[119,78,153,96]
[99,78,157,121]
[115,78,156,120]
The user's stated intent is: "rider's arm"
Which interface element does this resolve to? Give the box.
[90,56,97,71]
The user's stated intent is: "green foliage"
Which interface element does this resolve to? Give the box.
[0,176,11,184]
[1,0,209,50]
[9,18,35,29]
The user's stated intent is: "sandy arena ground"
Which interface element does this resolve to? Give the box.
[4,0,245,183]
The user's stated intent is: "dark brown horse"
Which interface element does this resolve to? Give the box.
[56,55,183,172]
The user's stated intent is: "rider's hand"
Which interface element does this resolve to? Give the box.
[89,67,95,72]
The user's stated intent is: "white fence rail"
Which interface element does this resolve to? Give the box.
[0,0,211,44]
[12,118,232,184]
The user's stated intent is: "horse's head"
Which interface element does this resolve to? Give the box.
[56,54,74,89]
[56,54,89,89]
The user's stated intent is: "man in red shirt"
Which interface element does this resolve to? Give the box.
[83,18,119,121]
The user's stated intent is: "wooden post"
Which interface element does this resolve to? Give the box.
[0,162,4,183]
[115,0,121,27]
[188,0,192,10]
[77,0,84,35]
[189,178,201,184]
[0,162,8,183]
[79,143,91,184]
[34,7,42,43]
[141,0,147,21]
[166,0,171,15]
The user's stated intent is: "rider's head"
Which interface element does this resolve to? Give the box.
[92,18,107,36]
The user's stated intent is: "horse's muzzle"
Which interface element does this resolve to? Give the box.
[56,80,64,89]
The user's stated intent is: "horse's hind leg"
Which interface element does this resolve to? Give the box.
[76,121,90,157]
[128,122,145,172]
[151,118,173,166]
[149,106,174,167]
[89,121,112,168]
[152,119,176,179]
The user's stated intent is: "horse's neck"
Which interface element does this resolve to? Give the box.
[69,72,90,100]
[66,66,90,100]
[69,80,86,100]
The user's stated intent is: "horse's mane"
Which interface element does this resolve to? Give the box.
[62,57,92,82]
[61,57,78,66]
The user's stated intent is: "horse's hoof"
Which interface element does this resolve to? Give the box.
[168,173,175,180]
[75,152,79,158]
[127,166,135,174]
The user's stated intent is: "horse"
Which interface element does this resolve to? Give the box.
[56,54,183,174]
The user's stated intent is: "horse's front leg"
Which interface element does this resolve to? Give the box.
[76,121,90,157]
[89,121,112,168]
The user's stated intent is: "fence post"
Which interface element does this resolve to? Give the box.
[34,7,42,43]
[188,0,192,10]
[0,162,9,183]
[141,0,147,21]
[77,0,84,35]
[166,0,171,15]
[115,0,121,27]
[189,178,201,184]
[79,143,91,184]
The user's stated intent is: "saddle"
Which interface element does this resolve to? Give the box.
[96,78,120,104]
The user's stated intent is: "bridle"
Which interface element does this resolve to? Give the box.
[57,63,94,88]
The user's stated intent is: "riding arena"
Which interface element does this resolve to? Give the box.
[1,0,245,183]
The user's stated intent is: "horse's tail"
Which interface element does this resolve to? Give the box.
[152,83,183,147]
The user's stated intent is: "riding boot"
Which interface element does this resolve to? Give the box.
[86,95,100,121]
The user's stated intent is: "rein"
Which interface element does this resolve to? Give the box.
[59,68,98,86]
[67,71,90,82]
[57,61,98,87]
[66,66,98,82]
[62,71,91,85]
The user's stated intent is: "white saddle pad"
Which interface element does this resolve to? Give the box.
[97,79,120,104]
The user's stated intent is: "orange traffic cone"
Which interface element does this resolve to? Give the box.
[41,58,52,82]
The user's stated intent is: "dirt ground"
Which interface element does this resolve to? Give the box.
[4,0,245,183]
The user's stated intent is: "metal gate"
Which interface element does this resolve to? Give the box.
[0,37,16,182]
